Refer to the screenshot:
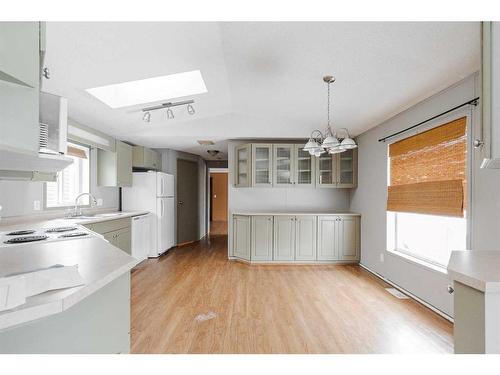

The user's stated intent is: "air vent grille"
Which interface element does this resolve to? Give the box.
[39,122,49,149]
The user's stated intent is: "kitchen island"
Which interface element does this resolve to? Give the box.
[0,212,145,353]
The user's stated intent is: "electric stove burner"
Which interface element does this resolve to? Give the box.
[4,235,48,244]
[46,226,78,233]
[59,232,88,238]
[6,230,36,236]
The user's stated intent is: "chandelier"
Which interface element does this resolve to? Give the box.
[303,76,357,156]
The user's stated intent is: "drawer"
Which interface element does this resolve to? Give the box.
[83,217,131,235]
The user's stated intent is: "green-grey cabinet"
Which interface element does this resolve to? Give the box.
[251,215,273,261]
[251,144,273,187]
[294,145,315,187]
[273,144,295,186]
[317,216,338,260]
[273,216,295,261]
[234,144,252,187]
[233,215,251,259]
[84,217,132,254]
[316,154,338,187]
[0,22,42,154]
[97,140,132,187]
[132,146,161,170]
[336,149,358,188]
[295,215,317,261]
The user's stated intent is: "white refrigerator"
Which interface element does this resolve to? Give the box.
[122,171,175,257]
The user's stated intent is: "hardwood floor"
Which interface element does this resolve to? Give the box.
[130,235,453,354]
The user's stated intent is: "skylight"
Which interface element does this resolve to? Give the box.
[85,70,207,108]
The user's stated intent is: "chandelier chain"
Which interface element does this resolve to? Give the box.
[327,81,330,129]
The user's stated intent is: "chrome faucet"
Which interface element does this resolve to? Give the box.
[71,193,97,217]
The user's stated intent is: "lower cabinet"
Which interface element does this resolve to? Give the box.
[251,216,273,261]
[233,215,251,259]
[232,214,359,263]
[273,216,296,261]
[84,218,132,255]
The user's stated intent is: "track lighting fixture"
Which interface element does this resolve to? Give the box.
[140,99,196,123]
[166,108,174,120]
[142,111,151,123]
[187,104,195,115]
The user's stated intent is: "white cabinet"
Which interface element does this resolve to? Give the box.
[273,144,295,186]
[273,216,295,260]
[233,215,251,260]
[317,216,338,260]
[295,216,317,261]
[252,144,273,187]
[251,216,273,261]
[235,144,252,187]
[294,145,315,187]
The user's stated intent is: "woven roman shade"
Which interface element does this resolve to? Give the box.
[387,117,467,217]
[67,145,88,159]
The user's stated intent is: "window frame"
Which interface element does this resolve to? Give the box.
[385,109,473,270]
[43,141,92,210]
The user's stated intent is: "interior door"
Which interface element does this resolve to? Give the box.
[177,159,199,244]
[211,172,228,222]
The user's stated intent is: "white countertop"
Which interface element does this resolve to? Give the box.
[448,250,500,293]
[232,211,360,216]
[0,236,138,330]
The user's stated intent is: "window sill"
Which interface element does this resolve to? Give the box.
[386,249,448,275]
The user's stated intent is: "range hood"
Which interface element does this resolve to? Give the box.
[0,92,72,181]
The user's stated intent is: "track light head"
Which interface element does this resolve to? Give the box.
[142,111,151,123]
[187,104,195,115]
[166,108,174,120]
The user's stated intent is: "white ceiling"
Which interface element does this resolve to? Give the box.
[44,22,480,160]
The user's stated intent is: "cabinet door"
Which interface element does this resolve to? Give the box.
[295,216,317,260]
[338,216,359,261]
[336,149,357,188]
[144,148,155,169]
[116,141,132,186]
[251,216,273,261]
[234,144,251,187]
[153,150,162,170]
[316,154,338,187]
[317,216,338,260]
[116,227,132,255]
[0,22,40,88]
[103,231,118,247]
[294,145,315,187]
[273,216,295,261]
[273,144,295,186]
[252,144,273,187]
[233,215,251,260]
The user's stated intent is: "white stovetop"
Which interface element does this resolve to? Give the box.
[448,250,500,293]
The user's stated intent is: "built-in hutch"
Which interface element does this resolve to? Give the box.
[234,143,357,188]
[231,213,360,264]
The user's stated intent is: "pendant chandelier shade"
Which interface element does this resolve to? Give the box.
[304,75,357,156]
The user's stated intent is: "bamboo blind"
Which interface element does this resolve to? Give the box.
[387,117,467,217]
[67,145,88,159]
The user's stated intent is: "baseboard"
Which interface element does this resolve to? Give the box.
[359,263,454,323]
[228,257,359,266]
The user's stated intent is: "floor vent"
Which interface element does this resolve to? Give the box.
[385,287,409,299]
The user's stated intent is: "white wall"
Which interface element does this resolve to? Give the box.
[350,73,486,316]
[227,140,351,256]
[157,148,207,243]
[0,148,119,219]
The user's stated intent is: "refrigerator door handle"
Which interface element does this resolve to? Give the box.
[160,199,164,218]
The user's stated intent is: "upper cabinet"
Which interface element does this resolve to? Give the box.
[0,22,42,154]
[235,144,252,187]
[98,140,133,187]
[132,146,161,171]
[234,143,357,188]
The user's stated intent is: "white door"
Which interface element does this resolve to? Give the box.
[156,198,169,254]
[233,215,251,260]
[338,216,359,260]
[273,216,295,261]
[295,216,317,261]
[251,216,273,261]
[317,216,338,260]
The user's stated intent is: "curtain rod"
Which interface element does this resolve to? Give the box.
[378,97,480,143]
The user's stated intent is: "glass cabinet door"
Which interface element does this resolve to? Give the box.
[252,144,272,186]
[337,149,357,187]
[316,153,337,187]
[235,144,251,187]
[273,144,294,186]
[295,145,315,186]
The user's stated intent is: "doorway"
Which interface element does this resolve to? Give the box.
[177,159,199,245]
[209,170,228,235]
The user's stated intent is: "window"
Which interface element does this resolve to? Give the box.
[45,143,90,208]
[387,117,468,268]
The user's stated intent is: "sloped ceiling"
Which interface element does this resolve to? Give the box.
[43,22,480,160]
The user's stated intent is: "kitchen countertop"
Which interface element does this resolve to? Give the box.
[0,236,138,330]
[448,250,500,293]
[232,211,361,216]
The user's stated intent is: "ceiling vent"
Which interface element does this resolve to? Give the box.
[197,140,215,146]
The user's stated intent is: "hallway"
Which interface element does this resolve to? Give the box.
[130,235,453,353]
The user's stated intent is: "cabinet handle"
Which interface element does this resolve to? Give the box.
[42,67,50,79]
[447,285,454,294]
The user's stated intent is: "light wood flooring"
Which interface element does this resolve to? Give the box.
[130,235,453,354]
